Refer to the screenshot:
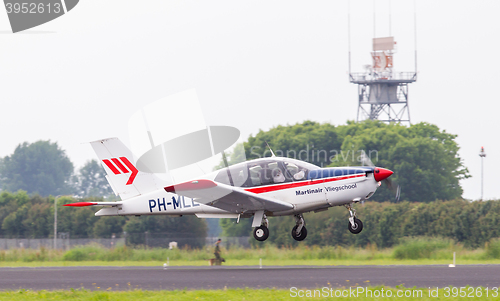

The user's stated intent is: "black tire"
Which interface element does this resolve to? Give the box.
[253,226,269,241]
[348,218,363,234]
[291,225,308,241]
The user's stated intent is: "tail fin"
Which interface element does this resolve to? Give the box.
[91,137,164,200]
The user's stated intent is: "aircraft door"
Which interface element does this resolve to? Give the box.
[306,169,330,206]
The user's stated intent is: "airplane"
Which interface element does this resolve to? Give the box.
[65,137,394,242]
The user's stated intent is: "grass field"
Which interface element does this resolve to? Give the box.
[2,258,500,268]
[1,237,500,267]
[1,238,498,299]
[1,287,499,300]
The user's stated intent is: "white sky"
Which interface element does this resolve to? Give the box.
[0,0,498,200]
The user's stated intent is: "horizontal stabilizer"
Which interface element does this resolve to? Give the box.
[63,202,121,207]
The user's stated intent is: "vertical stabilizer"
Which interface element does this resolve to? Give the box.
[91,137,163,200]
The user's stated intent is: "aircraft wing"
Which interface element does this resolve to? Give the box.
[164,180,293,213]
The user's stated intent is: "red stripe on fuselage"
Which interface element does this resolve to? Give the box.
[244,174,365,194]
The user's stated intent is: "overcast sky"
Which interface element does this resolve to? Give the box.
[0,0,498,200]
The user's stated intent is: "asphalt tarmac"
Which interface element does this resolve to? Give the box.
[1,265,499,291]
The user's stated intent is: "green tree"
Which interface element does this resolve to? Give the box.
[220,120,469,202]
[216,120,469,236]
[0,191,30,236]
[258,199,500,249]
[1,194,52,238]
[2,205,29,238]
[75,160,113,197]
[245,121,341,167]
[56,196,99,238]
[213,143,247,170]
[22,201,52,238]
[0,141,74,196]
[220,218,252,237]
[330,121,469,202]
[92,217,126,238]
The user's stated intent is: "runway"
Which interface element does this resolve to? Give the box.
[1,265,500,291]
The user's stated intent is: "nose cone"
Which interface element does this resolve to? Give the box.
[374,167,394,182]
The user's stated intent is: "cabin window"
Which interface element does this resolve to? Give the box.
[214,158,320,188]
[282,159,318,181]
[246,160,291,186]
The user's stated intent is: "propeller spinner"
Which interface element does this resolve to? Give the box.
[360,151,400,202]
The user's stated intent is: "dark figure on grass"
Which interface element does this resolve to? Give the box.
[212,238,225,266]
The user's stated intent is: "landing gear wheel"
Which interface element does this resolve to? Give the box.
[291,225,308,241]
[253,226,269,241]
[348,218,363,234]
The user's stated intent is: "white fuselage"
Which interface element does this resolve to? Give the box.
[96,171,379,217]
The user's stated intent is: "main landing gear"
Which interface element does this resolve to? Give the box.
[291,214,307,241]
[251,206,362,242]
[345,204,363,234]
[253,213,309,242]
[253,225,269,241]
[253,215,270,241]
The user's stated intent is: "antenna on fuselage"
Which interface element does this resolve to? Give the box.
[265,141,276,157]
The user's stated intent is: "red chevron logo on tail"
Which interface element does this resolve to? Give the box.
[102,157,138,185]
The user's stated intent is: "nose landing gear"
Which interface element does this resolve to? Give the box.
[345,204,363,234]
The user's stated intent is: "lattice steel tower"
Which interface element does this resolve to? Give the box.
[348,0,418,125]
[350,37,416,124]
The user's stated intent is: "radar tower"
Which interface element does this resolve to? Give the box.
[348,1,417,124]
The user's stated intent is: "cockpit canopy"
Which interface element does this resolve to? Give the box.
[214,158,319,188]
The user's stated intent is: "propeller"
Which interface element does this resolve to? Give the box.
[360,150,400,202]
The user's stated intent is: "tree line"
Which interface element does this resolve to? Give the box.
[222,199,500,249]
[0,140,113,197]
[0,191,207,248]
[0,121,484,248]
[0,121,470,202]
[3,189,498,249]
